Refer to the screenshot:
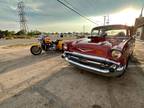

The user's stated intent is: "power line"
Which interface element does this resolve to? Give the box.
[62,0,101,23]
[62,0,80,13]
[57,0,98,25]
[63,0,72,6]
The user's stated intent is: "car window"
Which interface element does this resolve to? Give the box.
[92,29,127,37]
[105,29,126,37]
[91,30,99,36]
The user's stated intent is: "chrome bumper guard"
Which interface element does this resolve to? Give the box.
[62,51,125,76]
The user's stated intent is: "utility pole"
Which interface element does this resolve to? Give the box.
[106,15,109,25]
[139,8,143,17]
[83,25,85,34]
[17,0,28,33]
[103,15,110,25]
[104,16,106,25]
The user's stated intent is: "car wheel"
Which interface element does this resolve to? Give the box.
[129,52,135,62]
[117,57,130,77]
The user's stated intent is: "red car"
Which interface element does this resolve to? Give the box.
[62,25,135,77]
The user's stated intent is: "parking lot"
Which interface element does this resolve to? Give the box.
[0,39,144,108]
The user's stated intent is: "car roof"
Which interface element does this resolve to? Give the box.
[92,25,132,31]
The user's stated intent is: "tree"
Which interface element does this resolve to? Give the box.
[27,30,41,36]
[4,30,10,36]
[16,30,25,35]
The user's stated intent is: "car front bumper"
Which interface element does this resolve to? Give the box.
[62,51,126,77]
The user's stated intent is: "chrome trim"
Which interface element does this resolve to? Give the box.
[64,51,120,65]
[117,66,126,71]
[65,58,109,73]
[65,57,124,74]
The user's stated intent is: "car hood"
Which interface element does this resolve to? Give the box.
[69,37,129,58]
[70,38,113,58]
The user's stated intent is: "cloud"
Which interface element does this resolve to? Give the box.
[0,0,144,32]
[26,2,44,12]
[0,21,18,31]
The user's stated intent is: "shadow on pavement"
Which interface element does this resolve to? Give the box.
[0,56,144,108]
[0,51,62,74]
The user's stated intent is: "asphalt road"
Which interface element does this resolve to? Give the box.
[0,39,144,108]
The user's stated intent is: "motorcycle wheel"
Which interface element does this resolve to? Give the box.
[30,46,42,55]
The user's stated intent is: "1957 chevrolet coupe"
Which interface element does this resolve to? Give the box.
[62,25,135,77]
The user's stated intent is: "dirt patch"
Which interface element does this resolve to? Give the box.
[2,43,35,49]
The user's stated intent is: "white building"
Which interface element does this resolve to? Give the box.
[135,8,144,40]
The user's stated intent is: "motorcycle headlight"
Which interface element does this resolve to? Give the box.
[112,50,122,60]
[63,44,68,50]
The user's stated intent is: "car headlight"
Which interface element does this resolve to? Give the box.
[112,50,122,60]
[63,44,68,50]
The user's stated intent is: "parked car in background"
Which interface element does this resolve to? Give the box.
[62,25,135,77]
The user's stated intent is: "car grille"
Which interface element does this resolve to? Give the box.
[65,52,114,70]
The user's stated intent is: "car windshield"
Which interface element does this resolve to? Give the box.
[92,29,127,37]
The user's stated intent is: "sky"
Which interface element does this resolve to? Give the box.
[0,0,144,32]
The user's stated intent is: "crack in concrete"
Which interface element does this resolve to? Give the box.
[106,78,121,108]
[32,86,67,108]
[0,83,5,93]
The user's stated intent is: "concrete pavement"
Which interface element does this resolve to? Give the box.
[0,40,144,108]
